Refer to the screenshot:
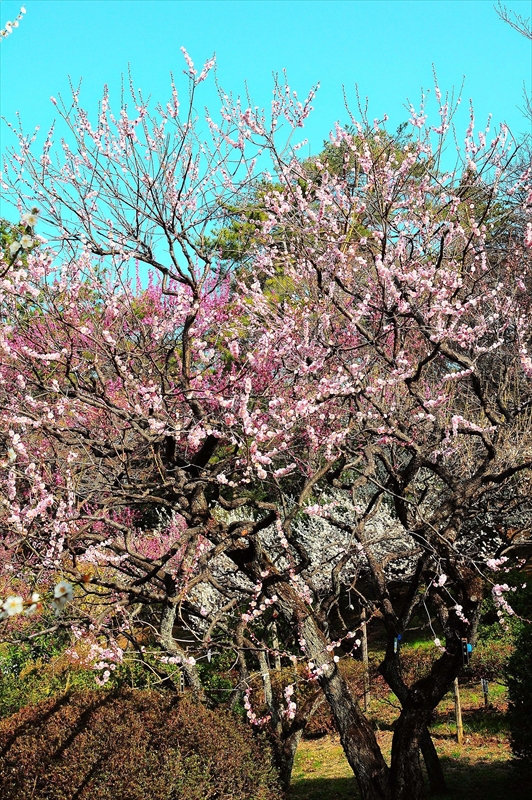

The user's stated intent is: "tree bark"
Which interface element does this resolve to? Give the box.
[380,656,446,796]
[258,650,325,790]
[299,612,391,797]
[269,727,306,790]
[319,665,392,800]
[419,727,447,795]
[362,607,371,712]
[390,709,427,800]
[160,603,206,701]
[272,584,392,799]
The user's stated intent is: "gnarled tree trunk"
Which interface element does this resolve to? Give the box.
[281,591,393,800]
[319,665,392,800]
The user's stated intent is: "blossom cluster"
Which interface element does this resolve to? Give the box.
[243,687,272,728]
[6,208,40,257]
[491,583,520,629]
[0,6,25,39]
[67,624,125,685]
[0,580,73,621]
[282,683,297,720]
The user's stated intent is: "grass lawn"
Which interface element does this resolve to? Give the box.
[289,684,531,800]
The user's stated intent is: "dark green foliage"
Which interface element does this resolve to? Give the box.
[196,649,236,706]
[506,622,532,762]
[0,690,281,800]
[498,579,532,763]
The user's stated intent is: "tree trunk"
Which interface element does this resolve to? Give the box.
[319,665,392,800]
[390,710,427,800]
[160,603,206,701]
[362,607,371,712]
[380,668,446,795]
[258,650,325,790]
[270,727,305,790]
[379,637,467,798]
[419,727,447,795]
[272,587,392,799]
[229,622,249,710]
[270,620,282,671]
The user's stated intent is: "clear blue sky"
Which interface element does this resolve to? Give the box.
[1,0,531,220]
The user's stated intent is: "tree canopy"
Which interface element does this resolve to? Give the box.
[1,56,531,800]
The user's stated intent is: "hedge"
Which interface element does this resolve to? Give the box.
[0,689,281,800]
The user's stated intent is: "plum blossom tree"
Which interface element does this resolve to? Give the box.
[1,56,531,800]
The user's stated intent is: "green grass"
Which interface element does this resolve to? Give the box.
[290,737,356,800]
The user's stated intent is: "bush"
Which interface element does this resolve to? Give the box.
[0,689,281,800]
[399,637,514,684]
[0,635,190,719]
[506,622,532,763]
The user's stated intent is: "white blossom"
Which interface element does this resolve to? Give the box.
[21,210,39,227]
[3,595,24,616]
[54,580,74,601]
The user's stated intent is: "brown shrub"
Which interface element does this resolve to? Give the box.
[0,689,281,800]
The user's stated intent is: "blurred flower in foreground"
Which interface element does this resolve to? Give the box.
[52,580,74,614]
[21,209,39,227]
[2,595,24,616]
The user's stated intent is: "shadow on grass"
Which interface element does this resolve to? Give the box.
[436,756,532,800]
[289,776,359,800]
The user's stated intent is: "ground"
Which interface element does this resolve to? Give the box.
[289,684,531,799]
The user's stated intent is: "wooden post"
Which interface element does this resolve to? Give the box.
[481,678,489,709]
[361,607,370,712]
[453,677,464,745]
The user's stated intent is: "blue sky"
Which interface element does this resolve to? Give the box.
[1,0,531,222]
